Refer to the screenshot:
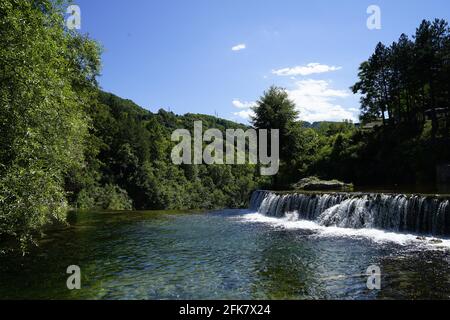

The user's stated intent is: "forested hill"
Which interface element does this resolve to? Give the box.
[67,90,265,213]
[301,121,356,130]
[98,91,249,131]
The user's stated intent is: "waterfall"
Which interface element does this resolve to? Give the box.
[249,191,450,236]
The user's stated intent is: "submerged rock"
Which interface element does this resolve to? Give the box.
[292,177,354,191]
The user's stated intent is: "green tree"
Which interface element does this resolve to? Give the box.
[353,19,450,135]
[251,86,299,187]
[0,0,101,247]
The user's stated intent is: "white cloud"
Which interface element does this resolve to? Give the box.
[233,109,255,121]
[231,78,358,123]
[232,99,256,121]
[287,79,358,123]
[272,63,342,77]
[232,99,257,109]
[232,43,246,51]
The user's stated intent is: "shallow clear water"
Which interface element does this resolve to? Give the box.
[0,210,449,300]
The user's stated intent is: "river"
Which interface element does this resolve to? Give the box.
[0,200,449,299]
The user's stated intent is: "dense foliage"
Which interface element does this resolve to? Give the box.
[352,19,450,136]
[75,91,266,212]
[329,19,450,187]
[0,0,101,247]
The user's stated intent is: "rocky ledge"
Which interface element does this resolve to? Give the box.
[292,177,354,192]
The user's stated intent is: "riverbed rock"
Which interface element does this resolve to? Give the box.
[292,177,354,191]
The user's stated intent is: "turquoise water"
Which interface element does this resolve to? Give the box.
[0,210,449,300]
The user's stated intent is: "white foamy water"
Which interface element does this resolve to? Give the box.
[237,212,450,249]
[249,190,450,237]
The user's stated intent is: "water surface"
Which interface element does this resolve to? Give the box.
[0,210,449,300]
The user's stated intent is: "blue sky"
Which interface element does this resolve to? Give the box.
[75,0,450,123]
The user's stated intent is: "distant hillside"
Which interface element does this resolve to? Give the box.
[98,92,356,133]
[301,121,357,129]
[71,90,265,211]
[98,91,249,132]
